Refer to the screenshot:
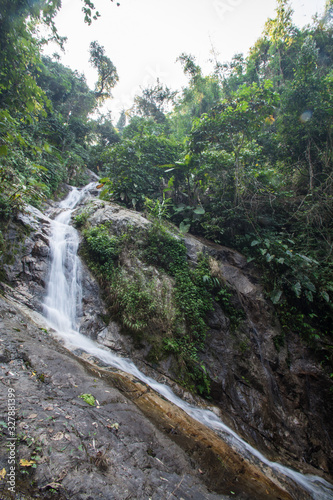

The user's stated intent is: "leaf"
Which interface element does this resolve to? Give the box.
[20,459,35,467]
[26,101,35,112]
[251,240,260,247]
[265,114,275,124]
[167,176,174,188]
[173,204,185,213]
[296,253,319,265]
[193,207,205,215]
[159,164,175,169]
[304,281,316,293]
[0,145,8,156]
[33,163,48,172]
[292,282,302,298]
[0,468,6,480]
[305,290,313,302]
[179,222,190,234]
[321,291,330,303]
[43,143,52,153]
[79,393,96,406]
[270,289,282,304]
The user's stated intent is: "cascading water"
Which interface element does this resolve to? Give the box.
[42,185,333,500]
[43,189,83,333]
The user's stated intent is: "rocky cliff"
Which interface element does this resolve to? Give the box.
[0,187,332,499]
[73,195,333,477]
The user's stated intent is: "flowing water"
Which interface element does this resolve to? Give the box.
[43,185,333,500]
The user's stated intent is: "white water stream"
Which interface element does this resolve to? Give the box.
[43,185,333,500]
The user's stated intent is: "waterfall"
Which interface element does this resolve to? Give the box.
[42,185,333,500]
[43,187,86,332]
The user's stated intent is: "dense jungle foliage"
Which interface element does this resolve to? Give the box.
[1,0,332,383]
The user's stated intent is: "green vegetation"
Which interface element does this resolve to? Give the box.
[78,217,243,396]
[0,0,119,217]
[91,0,333,378]
[79,394,96,406]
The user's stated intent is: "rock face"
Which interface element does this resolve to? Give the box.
[72,197,333,481]
[0,296,229,500]
[184,235,333,474]
[0,205,52,311]
[0,192,332,497]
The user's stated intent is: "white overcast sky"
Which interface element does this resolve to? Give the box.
[43,0,327,121]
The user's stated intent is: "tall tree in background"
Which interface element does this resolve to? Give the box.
[89,41,119,101]
[132,80,178,124]
[171,53,221,139]
[116,110,126,134]
[0,0,120,209]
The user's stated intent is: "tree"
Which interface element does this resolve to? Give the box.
[89,41,119,101]
[276,36,332,193]
[171,54,221,139]
[132,80,177,124]
[100,133,181,209]
[263,0,297,85]
[190,80,280,205]
[81,0,120,25]
[116,110,126,134]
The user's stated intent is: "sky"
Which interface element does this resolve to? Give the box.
[43,0,328,122]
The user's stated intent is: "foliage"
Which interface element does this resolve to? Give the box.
[189,80,280,205]
[89,41,119,101]
[79,393,96,406]
[100,133,181,209]
[131,80,178,124]
[81,0,119,25]
[171,54,222,138]
[82,225,120,274]
[142,224,214,350]
[78,218,244,396]
[0,1,119,215]
[110,268,172,334]
[144,196,171,220]
[247,233,333,338]
[74,210,90,228]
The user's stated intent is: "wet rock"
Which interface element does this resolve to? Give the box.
[79,262,107,339]
[97,323,123,351]
[0,205,51,312]
[0,295,273,500]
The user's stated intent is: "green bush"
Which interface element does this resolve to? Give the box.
[82,225,120,274]
[143,223,213,349]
